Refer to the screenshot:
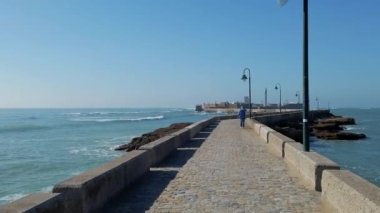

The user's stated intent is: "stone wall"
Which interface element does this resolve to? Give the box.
[247,111,380,212]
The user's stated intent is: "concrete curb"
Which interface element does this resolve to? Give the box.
[0,193,65,213]
[250,113,379,211]
[52,150,153,212]
[322,170,380,212]
[249,118,340,191]
[139,135,180,165]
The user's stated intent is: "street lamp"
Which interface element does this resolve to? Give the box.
[278,0,310,151]
[316,97,319,110]
[241,68,252,118]
[295,91,300,104]
[274,83,282,113]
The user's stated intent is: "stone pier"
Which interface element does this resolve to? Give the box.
[103,119,321,212]
[3,113,378,212]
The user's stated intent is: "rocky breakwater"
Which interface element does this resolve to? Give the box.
[270,112,366,142]
[312,116,366,140]
[115,123,192,152]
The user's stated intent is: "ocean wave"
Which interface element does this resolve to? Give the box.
[126,115,164,121]
[0,193,27,202]
[0,125,49,133]
[69,146,120,158]
[343,126,365,131]
[193,112,208,116]
[152,109,189,113]
[70,115,165,123]
[63,111,142,116]
[40,186,53,193]
[69,147,88,154]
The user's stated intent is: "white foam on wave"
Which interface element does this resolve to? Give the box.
[40,186,53,193]
[69,146,120,158]
[343,126,365,131]
[63,112,82,116]
[126,115,164,121]
[64,111,142,116]
[70,115,165,123]
[69,147,88,154]
[0,193,27,202]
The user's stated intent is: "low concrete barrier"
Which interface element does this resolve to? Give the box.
[283,141,304,170]
[0,193,65,213]
[246,119,261,135]
[250,112,379,210]
[254,123,263,136]
[249,118,340,191]
[53,150,153,212]
[169,128,191,146]
[185,120,206,138]
[139,135,180,165]
[296,151,339,191]
[322,170,380,212]
[259,126,275,143]
[267,131,294,158]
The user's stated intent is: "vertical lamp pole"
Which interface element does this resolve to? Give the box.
[275,83,282,113]
[295,91,300,104]
[241,68,252,118]
[278,0,310,151]
[316,97,319,110]
[303,0,310,151]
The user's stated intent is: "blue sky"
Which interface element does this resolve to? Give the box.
[0,0,379,108]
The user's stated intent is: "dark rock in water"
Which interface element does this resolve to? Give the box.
[115,122,192,152]
[268,112,366,142]
[312,123,343,131]
[316,117,355,125]
[310,116,365,140]
[314,131,366,140]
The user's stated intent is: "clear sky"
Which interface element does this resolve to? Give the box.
[0,0,379,108]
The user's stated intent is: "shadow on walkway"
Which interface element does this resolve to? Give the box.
[101,122,218,213]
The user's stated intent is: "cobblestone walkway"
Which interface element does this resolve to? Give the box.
[105,119,322,212]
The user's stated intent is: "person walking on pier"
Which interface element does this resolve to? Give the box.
[239,106,246,128]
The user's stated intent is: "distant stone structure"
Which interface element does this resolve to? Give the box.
[195,105,203,112]
[195,101,302,113]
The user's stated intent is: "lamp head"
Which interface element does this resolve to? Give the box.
[241,74,248,81]
[275,86,278,90]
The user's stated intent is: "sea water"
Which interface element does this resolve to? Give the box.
[1,108,379,205]
[0,108,220,204]
[311,108,380,187]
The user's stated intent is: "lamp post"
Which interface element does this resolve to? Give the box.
[275,83,282,113]
[295,91,300,104]
[241,68,252,118]
[278,0,310,151]
[316,97,319,110]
